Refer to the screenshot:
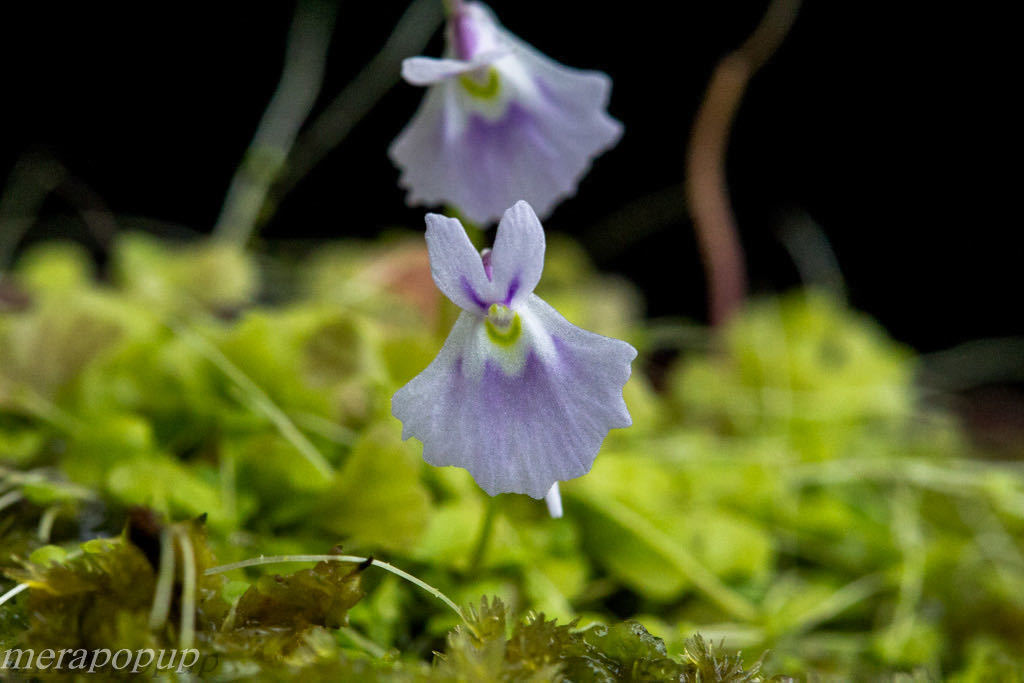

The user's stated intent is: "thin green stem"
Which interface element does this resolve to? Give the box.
[877,489,925,655]
[577,493,760,622]
[171,322,334,480]
[442,0,464,16]
[0,583,28,608]
[37,506,60,543]
[468,496,498,572]
[8,388,83,435]
[219,448,238,525]
[292,411,357,447]
[148,528,176,631]
[786,573,885,636]
[273,0,444,201]
[0,468,95,501]
[213,0,337,245]
[175,527,197,650]
[204,554,476,637]
[1,548,84,611]
[338,625,388,658]
[788,457,1024,517]
[0,490,24,514]
[0,155,66,272]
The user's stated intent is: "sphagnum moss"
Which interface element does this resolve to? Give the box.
[2,236,1024,679]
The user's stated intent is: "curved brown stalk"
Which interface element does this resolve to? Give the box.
[685,0,803,326]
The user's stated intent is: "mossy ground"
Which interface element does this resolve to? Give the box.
[2,235,1022,680]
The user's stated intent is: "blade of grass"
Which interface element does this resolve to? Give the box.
[574,492,760,622]
[171,322,334,480]
[204,553,476,637]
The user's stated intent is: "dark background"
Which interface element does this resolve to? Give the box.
[0,1,1018,353]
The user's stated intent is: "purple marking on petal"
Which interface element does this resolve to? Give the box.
[391,60,618,224]
[460,275,488,310]
[503,275,520,305]
[465,103,548,152]
[455,104,555,221]
[451,11,478,61]
[480,248,494,280]
[393,303,635,498]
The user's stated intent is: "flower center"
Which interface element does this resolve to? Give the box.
[485,303,521,346]
[459,67,501,100]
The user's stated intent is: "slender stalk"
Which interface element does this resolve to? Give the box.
[468,496,498,572]
[338,625,388,658]
[148,528,176,630]
[787,573,885,636]
[442,0,465,16]
[778,213,847,300]
[292,411,357,446]
[580,494,760,621]
[884,489,925,649]
[0,155,66,272]
[213,0,337,245]
[685,0,802,325]
[0,490,24,515]
[204,554,475,635]
[219,448,238,525]
[0,467,94,501]
[0,548,85,611]
[0,583,28,608]
[272,0,444,201]
[175,527,197,650]
[171,322,334,480]
[8,388,83,435]
[37,506,60,543]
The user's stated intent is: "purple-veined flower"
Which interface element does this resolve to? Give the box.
[392,201,636,513]
[389,2,623,226]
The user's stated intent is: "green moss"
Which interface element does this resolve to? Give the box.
[3,236,1024,678]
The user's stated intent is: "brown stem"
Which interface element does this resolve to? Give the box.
[685,0,802,326]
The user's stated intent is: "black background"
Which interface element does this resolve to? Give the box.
[1,1,1019,353]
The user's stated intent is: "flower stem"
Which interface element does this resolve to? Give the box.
[148,528,176,631]
[273,0,444,202]
[0,583,28,609]
[175,527,197,650]
[171,322,334,480]
[685,0,802,326]
[442,0,465,17]
[577,493,760,622]
[0,155,65,272]
[204,554,476,637]
[213,0,337,246]
[468,496,499,573]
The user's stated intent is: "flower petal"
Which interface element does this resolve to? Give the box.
[401,50,508,86]
[489,200,545,307]
[392,295,636,499]
[522,294,636,433]
[389,86,461,211]
[391,84,621,225]
[424,213,492,312]
[499,20,618,112]
[390,3,623,225]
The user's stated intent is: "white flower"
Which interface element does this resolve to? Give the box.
[389,2,623,226]
[392,201,636,502]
